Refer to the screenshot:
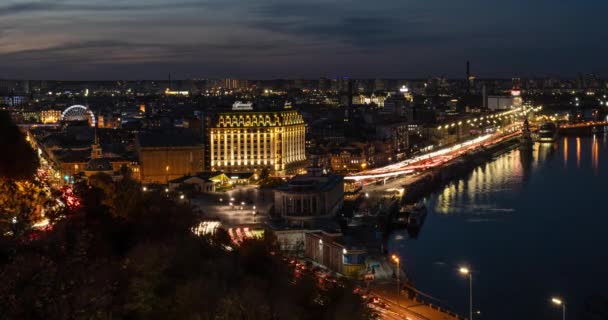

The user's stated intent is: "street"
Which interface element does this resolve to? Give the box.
[190,185,274,227]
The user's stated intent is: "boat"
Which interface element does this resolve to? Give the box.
[393,203,427,237]
[405,203,427,228]
[537,122,558,143]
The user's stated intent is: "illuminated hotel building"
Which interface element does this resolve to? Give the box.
[40,110,62,124]
[206,103,306,175]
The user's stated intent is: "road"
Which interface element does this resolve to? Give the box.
[347,123,521,184]
[190,185,274,227]
[369,282,462,320]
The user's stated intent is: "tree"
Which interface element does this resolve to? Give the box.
[0,179,52,238]
[0,110,39,180]
[0,181,372,319]
[260,167,271,179]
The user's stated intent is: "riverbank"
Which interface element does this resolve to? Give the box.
[400,136,521,206]
[391,135,608,319]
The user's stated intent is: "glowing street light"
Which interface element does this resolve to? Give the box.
[179,194,185,200]
[551,297,566,320]
[391,254,401,299]
[459,266,473,320]
[142,186,147,192]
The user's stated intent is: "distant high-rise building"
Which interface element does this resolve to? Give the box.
[318,77,329,91]
[374,79,387,92]
[222,78,247,90]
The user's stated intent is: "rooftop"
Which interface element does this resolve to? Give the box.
[276,167,343,193]
[138,130,202,148]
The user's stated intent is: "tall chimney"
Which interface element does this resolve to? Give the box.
[466,61,471,94]
[482,84,487,109]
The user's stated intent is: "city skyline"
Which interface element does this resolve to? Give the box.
[1,0,607,80]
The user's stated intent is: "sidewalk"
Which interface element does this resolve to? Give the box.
[371,282,463,320]
[363,257,464,320]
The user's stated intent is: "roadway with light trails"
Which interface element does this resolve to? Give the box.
[346,124,522,184]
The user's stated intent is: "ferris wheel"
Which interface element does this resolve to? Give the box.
[61,105,96,126]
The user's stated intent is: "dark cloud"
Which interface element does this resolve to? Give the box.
[0,0,212,16]
[0,38,300,67]
[1,0,607,79]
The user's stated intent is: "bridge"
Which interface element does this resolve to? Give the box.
[559,121,608,129]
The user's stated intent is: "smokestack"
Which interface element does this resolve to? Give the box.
[482,84,487,109]
[347,79,353,108]
[466,61,470,94]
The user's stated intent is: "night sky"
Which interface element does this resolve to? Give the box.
[1,0,607,79]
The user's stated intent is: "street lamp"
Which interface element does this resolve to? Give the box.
[252,211,256,223]
[459,267,473,320]
[551,297,566,320]
[391,254,401,299]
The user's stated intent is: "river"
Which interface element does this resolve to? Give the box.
[389,135,608,320]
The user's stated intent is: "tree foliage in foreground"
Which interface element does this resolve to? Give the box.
[0,110,50,237]
[0,110,39,180]
[0,175,371,320]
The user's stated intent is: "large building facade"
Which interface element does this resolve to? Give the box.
[137,132,204,184]
[206,105,306,175]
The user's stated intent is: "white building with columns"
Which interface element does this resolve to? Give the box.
[273,166,344,226]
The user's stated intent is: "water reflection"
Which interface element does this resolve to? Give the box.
[434,148,526,215]
[394,136,608,320]
[592,135,599,174]
[431,137,606,217]
[519,147,533,184]
[563,137,568,166]
[577,137,581,168]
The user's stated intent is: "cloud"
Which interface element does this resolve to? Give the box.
[0,0,213,16]
[0,37,303,66]
[1,0,607,78]
[248,1,456,49]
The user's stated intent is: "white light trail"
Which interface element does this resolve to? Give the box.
[345,133,495,181]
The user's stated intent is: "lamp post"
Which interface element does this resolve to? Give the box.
[551,297,566,320]
[391,254,401,299]
[459,267,473,320]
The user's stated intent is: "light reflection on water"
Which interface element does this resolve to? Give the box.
[389,135,608,320]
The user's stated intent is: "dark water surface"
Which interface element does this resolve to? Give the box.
[389,135,608,320]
